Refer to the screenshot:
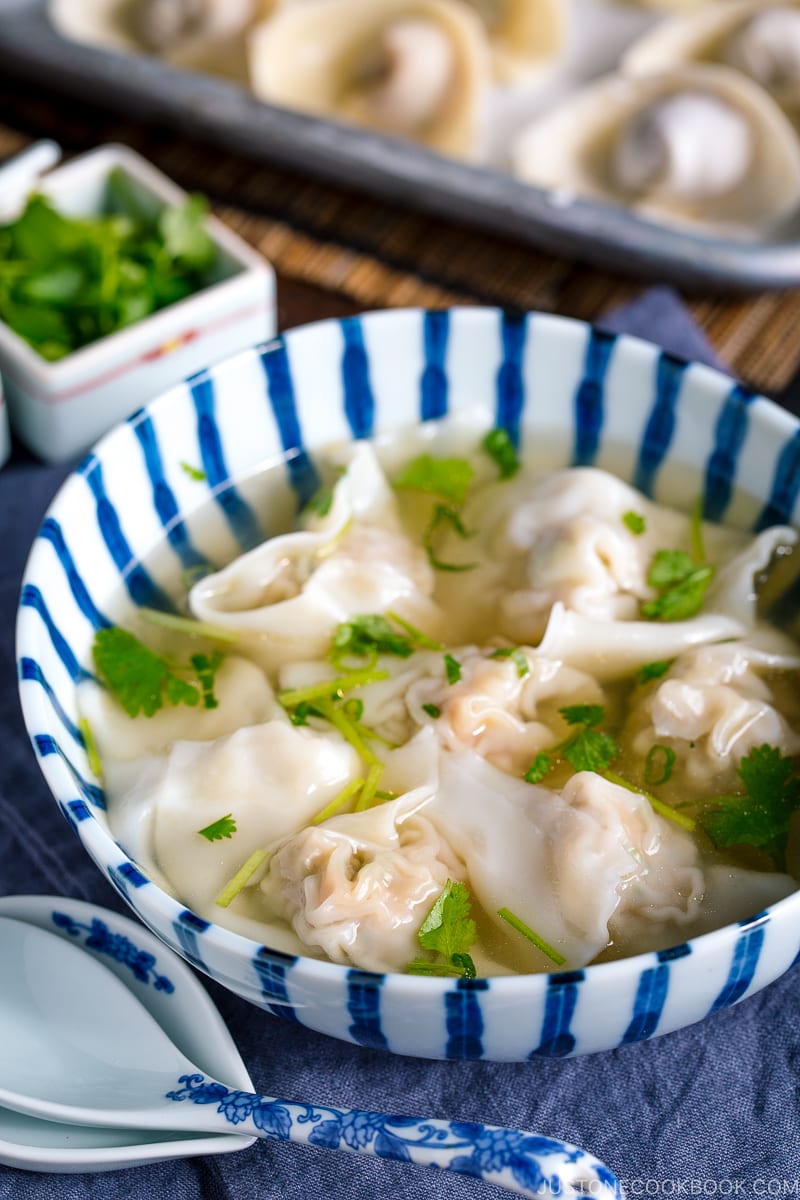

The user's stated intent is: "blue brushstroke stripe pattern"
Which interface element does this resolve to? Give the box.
[421,310,449,420]
[445,977,488,1059]
[341,318,375,440]
[38,518,110,631]
[191,374,264,549]
[634,354,687,496]
[79,455,174,611]
[346,970,389,1049]
[495,313,527,448]
[259,342,321,509]
[756,428,800,529]
[573,329,615,467]
[703,384,755,523]
[132,415,208,571]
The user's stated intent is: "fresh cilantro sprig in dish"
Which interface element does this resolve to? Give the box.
[407,880,477,979]
[701,744,800,867]
[525,704,618,783]
[0,175,216,362]
[92,626,222,718]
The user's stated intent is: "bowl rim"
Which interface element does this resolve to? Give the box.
[15,304,800,996]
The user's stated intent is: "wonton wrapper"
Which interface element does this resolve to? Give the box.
[48,0,278,82]
[246,0,491,159]
[460,0,569,84]
[624,0,800,128]
[510,63,800,235]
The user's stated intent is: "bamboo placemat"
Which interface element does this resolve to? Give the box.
[1,76,800,396]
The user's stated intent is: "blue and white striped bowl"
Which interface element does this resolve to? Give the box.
[16,308,800,1061]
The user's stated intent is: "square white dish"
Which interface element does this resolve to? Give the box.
[0,143,276,464]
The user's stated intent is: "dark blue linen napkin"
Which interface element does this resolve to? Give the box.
[1,290,798,1200]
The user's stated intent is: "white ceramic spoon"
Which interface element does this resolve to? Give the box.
[0,917,622,1198]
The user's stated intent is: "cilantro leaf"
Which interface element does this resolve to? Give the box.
[190,651,223,710]
[637,660,671,685]
[524,706,618,779]
[444,653,462,684]
[407,880,477,978]
[482,428,520,479]
[158,194,215,270]
[93,627,199,718]
[701,744,800,864]
[623,510,646,535]
[198,814,237,842]
[525,752,554,784]
[563,729,618,773]
[0,183,217,362]
[641,548,715,623]
[489,647,529,677]
[180,461,206,482]
[560,704,604,728]
[393,454,474,505]
[422,703,441,719]
[332,615,414,662]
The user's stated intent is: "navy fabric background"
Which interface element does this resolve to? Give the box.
[1,291,798,1199]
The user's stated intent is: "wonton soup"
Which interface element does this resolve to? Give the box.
[81,419,800,978]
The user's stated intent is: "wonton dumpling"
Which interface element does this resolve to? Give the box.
[143,721,361,917]
[491,466,745,643]
[409,649,605,773]
[79,654,276,763]
[189,444,442,672]
[510,64,800,234]
[625,1,800,128]
[430,752,705,969]
[48,0,276,79]
[246,0,491,159]
[625,639,800,793]
[460,0,568,84]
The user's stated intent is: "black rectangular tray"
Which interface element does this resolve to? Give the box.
[2,0,800,290]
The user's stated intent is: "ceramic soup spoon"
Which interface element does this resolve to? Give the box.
[0,917,621,1198]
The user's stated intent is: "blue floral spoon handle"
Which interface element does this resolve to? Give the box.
[166,1073,622,1199]
[0,919,621,1198]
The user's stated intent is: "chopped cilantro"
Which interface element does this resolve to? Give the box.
[342,698,364,722]
[524,705,618,782]
[701,744,800,866]
[394,454,474,505]
[422,703,441,719]
[215,849,268,908]
[180,462,206,482]
[525,752,554,784]
[489,647,529,678]
[497,907,565,966]
[278,666,389,708]
[312,777,365,825]
[198,813,237,842]
[93,626,199,718]
[423,504,478,573]
[603,769,696,832]
[444,653,462,684]
[690,496,707,564]
[623,510,646,535]
[407,880,477,979]
[482,428,520,480]
[385,610,443,650]
[332,615,414,664]
[0,183,216,362]
[637,660,671,685]
[641,549,715,622]
[78,717,103,781]
[644,744,676,787]
[190,651,223,710]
